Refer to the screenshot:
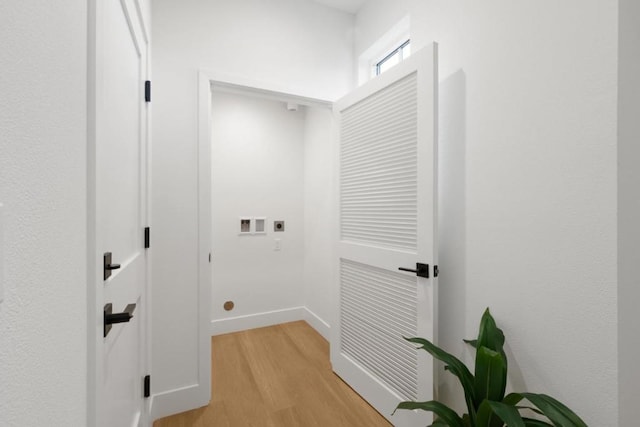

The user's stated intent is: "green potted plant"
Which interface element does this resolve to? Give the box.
[394,308,588,427]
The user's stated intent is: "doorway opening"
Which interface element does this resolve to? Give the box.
[208,82,335,339]
[195,45,438,425]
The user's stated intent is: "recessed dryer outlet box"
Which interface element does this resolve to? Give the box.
[274,221,285,232]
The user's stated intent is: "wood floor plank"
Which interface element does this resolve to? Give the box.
[154,321,392,427]
[238,326,299,411]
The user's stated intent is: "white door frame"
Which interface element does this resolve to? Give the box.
[87,0,152,425]
[144,73,214,422]
[196,68,333,402]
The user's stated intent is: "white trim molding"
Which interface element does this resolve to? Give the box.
[150,69,213,424]
[210,306,331,342]
[304,307,331,341]
[210,307,307,336]
[151,384,208,421]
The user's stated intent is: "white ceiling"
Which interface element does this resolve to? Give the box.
[312,0,369,14]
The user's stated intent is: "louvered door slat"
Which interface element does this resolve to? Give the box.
[340,73,418,251]
[340,260,418,400]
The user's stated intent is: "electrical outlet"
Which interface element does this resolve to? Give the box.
[274,238,281,251]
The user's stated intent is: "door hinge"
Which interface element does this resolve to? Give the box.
[209,252,212,263]
[434,265,439,278]
[145,80,151,103]
[144,227,150,249]
[144,375,151,398]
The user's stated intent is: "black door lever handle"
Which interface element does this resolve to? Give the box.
[106,309,132,324]
[104,303,136,337]
[398,263,430,278]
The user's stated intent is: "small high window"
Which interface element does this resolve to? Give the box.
[375,39,411,76]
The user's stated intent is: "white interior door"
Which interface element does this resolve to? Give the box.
[331,44,438,427]
[93,0,150,426]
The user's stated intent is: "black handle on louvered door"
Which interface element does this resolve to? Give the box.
[398,263,430,279]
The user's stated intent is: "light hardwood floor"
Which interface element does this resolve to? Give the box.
[154,321,392,427]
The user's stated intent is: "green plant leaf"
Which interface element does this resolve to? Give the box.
[474,346,507,404]
[518,393,588,427]
[464,339,478,348]
[405,337,476,420]
[476,309,507,358]
[399,311,585,427]
[475,309,508,405]
[476,400,500,427]
[503,393,524,406]
[487,401,526,427]
[394,401,465,427]
[522,418,554,427]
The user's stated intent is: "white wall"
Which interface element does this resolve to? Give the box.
[303,107,335,338]
[618,0,640,424]
[210,91,305,332]
[210,90,335,339]
[152,0,354,406]
[355,1,618,425]
[0,1,88,426]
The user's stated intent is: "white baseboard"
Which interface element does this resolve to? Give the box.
[210,306,307,336]
[151,383,209,422]
[209,306,331,340]
[145,395,154,427]
[304,307,331,341]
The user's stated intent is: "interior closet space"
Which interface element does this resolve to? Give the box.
[210,86,335,338]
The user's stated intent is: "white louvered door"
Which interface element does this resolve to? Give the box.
[331,44,438,427]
